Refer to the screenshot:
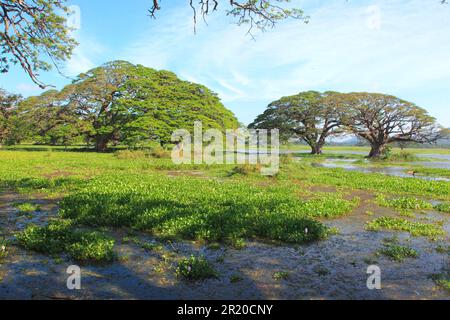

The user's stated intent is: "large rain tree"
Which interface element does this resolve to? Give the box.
[61,61,138,152]
[341,92,443,158]
[0,0,77,88]
[249,91,344,154]
[26,60,239,151]
[18,89,86,145]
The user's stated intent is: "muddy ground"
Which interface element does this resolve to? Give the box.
[0,191,448,300]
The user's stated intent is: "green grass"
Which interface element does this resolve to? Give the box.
[291,165,450,199]
[13,202,41,214]
[434,202,450,213]
[0,149,449,261]
[272,271,290,280]
[380,151,420,162]
[16,220,115,263]
[376,195,433,211]
[176,255,218,281]
[430,272,450,293]
[58,173,356,244]
[366,217,445,239]
[378,243,419,262]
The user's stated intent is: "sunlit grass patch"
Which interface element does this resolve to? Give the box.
[13,202,41,213]
[366,217,445,239]
[59,173,355,244]
[291,165,450,200]
[16,220,115,263]
[376,195,433,211]
[176,255,218,281]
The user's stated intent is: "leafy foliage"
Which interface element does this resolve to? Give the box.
[376,195,433,211]
[249,91,343,154]
[338,92,443,158]
[17,61,239,151]
[176,255,218,281]
[0,0,77,88]
[58,172,355,244]
[378,243,418,262]
[17,220,115,263]
[366,217,445,239]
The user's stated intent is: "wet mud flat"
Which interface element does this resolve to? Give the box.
[0,191,448,300]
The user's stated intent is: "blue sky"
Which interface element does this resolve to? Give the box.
[1,0,449,127]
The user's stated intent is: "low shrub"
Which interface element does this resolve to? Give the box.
[150,146,171,159]
[176,255,218,281]
[115,150,148,159]
[16,220,115,263]
[228,164,262,176]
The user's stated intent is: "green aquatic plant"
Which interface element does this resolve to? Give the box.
[378,244,418,262]
[376,195,433,211]
[434,202,450,213]
[272,271,290,280]
[176,255,218,281]
[13,202,41,214]
[59,173,354,244]
[16,220,115,263]
[366,217,445,239]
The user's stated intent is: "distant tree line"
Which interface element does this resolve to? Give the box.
[0,61,239,151]
[250,91,447,158]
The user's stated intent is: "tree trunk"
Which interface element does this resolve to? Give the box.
[368,143,387,158]
[95,136,110,152]
[310,144,323,155]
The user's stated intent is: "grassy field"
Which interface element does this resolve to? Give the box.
[0,147,449,264]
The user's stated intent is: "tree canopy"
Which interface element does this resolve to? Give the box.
[338,92,443,158]
[15,61,239,151]
[249,91,344,154]
[250,91,443,158]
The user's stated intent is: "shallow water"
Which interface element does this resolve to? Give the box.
[313,159,450,181]
[0,191,448,300]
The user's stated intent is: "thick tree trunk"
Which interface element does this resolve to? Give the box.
[310,144,323,155]
[95,136,110,152]
[368,143,387,158]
